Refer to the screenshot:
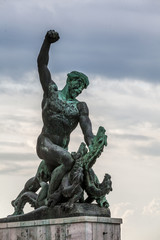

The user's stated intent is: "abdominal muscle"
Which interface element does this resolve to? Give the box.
[36,92,79,165]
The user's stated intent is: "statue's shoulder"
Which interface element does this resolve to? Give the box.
[48,81,58,94]
[77,101,89,115]
[42,82,58,107]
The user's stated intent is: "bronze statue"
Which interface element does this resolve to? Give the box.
[36,30,94,197]
[10,30,112,218]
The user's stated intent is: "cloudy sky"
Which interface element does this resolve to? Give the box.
[0,0,160,239]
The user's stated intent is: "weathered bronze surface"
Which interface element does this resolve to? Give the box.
[9,30,112,219]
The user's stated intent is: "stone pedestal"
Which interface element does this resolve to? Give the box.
[0,216,122,240]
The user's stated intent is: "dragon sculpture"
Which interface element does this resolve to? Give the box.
[10,126,112,216]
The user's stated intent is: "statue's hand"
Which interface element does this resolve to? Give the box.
[45,30,60,43]
[88,135,95,152]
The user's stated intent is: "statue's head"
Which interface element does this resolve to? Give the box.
[66,71,89,99]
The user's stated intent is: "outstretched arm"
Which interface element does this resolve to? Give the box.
[37,30,60,94]
[78,102,94,147]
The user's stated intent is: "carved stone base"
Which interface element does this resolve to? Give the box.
[0,203,111,223]
[0,216,122,240]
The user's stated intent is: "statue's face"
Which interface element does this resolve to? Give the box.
[68,78,85,99]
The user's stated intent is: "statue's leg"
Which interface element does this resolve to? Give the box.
[37,135,74,196]
[47,185,63,207]
[36,182,49,208]
[48,165,71,196]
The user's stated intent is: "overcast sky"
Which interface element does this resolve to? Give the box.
[0,1,160,239]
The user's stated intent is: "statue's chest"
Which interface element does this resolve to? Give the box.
[46,91,79,118]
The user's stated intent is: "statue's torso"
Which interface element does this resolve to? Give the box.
[41,84,79,148]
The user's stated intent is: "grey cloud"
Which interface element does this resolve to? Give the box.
[112,133,152,141]
[0,165,20,175]
[0,114,41,125]
[0,152,38,161]
[0,161,38,175]
[135,141,160,157]
[0,152,39,175]
[0,163,26,175]
[0,0,160,82]
[0,141,26,147]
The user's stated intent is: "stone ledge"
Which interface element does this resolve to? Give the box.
[0,216,122,229]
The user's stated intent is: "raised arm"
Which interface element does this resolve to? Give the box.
[78,102,94,147]
[37,30,60,94]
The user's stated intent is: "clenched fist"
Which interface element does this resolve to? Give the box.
[45,30,60,43]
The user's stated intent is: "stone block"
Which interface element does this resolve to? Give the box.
[0,216,122,240]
